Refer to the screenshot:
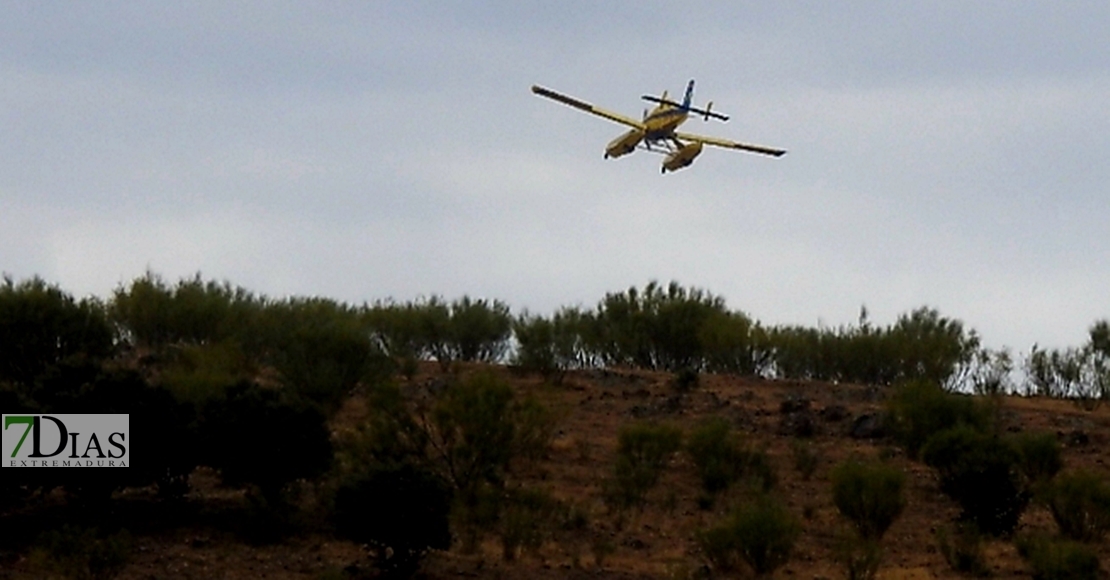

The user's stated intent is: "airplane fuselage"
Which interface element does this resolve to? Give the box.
[603,101,691,159]
[642,103,689,141]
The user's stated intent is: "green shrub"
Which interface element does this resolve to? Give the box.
[791,439,819,481]
[159,341,252,404]
[365,300,431,364]
[763,307,977,386]
[830,459,907,540]
[687,418,742,494]
[512,313,561,380]
[671,366,700,392]
[697,496,799,577]
[1091,320,1110,358]
[333,464,452,578]
[921,426,1029,536]
[935,523,990,577]
[886,380,990,458]
[200,382,332,500]
[448,296,513,363]
[887,307,979,387]
[29,525,132,580]
[1011,431,1063,486]
[700,310,767,376]
[499,487,563,561]
[258,297,388,414]
[1016,534,1100,580]
[1041,470,1110,542]
[338,381,431,477]
[835,533,882,580]
[687,418,775,496]
[110,272,261,350]
[0,276,113,389]
[24,363,197,502]
[607,422,683,508]
[430,372,552,493]
[741,447,779,492]
[590,281,730,371]
[341,369,554,548]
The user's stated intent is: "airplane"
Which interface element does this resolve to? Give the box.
[531,80,785,173]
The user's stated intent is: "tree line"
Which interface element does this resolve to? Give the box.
[3,274,1107,401]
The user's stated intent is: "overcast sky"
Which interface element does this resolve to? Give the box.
[2,2,1107,351]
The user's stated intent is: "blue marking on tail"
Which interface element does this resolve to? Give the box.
[682,80,695,109]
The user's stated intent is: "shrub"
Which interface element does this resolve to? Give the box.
[1041,470,1110,542]
[687,418,742,494]
[110,272,260,350]
[671,366,700,392]
[337,381,431,479]
[763,307,977,386]
[969,348,1015,396]
[741,447,779,492]
[448,296,513,363]
[888,307,979,388]
[590,281,730,371]
[700,310,767,376]
[159,341,252,404]
[365,300,431,365]
[697,496,799,577]
[935,523,990,577]
[1023,344,1108,408]
[687,418,775,496]
[28,525,132,580]
[422,373,555,548]
[339,371,554,555]
[835,533,882,580]
[1016,534,1101,580]
[333,464,452,578]
[921,426,1029,536]
[499,487,563,561]
[1011,431,1063,486]
[830,459,907,540]
[200,381,332,500]
[791,439,819,481]
[429,372,516,493]
[607,422,683,508]
[0,276,113,389]
[24,363,197,502]
[1091,320,1110,358]
[512,313,561,381]
[258,298,388,414]
[886,380,990,458]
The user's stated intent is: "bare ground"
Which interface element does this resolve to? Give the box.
[4,363,1110,579]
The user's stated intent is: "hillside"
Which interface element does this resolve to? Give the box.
[5,362,1109,579]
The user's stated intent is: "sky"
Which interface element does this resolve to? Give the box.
[2,2,1108,352]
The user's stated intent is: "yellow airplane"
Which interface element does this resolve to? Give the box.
[532,80,785,173]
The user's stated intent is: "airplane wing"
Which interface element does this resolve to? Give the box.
[532,85,645,130]
[674,131,786,157]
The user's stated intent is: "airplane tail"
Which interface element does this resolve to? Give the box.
[681,80,695,109]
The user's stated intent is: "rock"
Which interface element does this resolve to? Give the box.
[849,413,885,439]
